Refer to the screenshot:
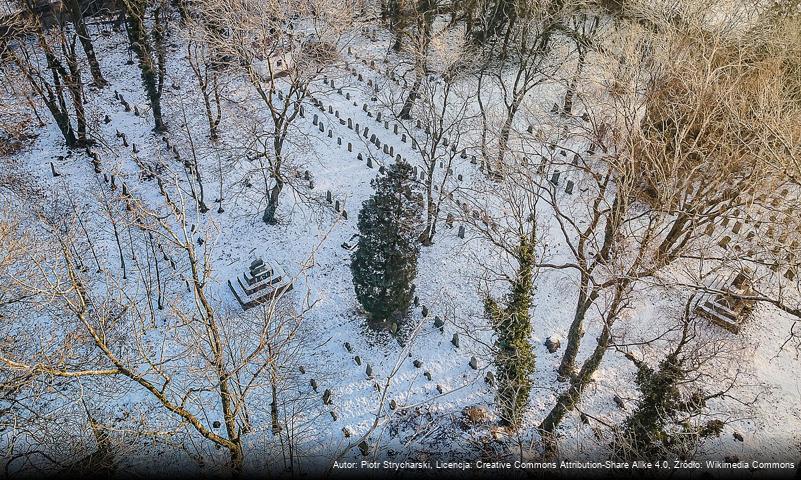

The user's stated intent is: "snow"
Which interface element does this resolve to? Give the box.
[1,11,799,477]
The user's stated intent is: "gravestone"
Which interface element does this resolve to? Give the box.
[550,171,560,185]
[458,225,465,239]
[565,180,574,195]
[545,336,561,353]
[451,333,460,348]
[469,357,478,370]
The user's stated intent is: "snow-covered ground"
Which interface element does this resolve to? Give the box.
[2,13,800,477]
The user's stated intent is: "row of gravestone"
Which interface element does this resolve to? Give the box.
[701,195,798,281]
[327,63,490,244]
[348,47,595,197]
[323,55,578,250]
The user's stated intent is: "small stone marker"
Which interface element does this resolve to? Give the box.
[545,336,561,353]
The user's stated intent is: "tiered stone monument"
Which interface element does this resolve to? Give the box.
[228,258,293,310]
[695,269,755,334]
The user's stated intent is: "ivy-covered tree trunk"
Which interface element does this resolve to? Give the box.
[485,234,536,430]
[125,0,166,131]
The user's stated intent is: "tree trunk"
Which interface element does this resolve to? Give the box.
[556,283,597,379]
[497,96,522,172]
[125,2,166,131]
[418,173,437,245]
[64,0,107,87]
[541,314,611,453]
[400,77,421,119]
[562,48,585,115]
[263,179,283,225]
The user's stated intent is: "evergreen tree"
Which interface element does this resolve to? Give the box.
[351,160,423,328]
[484,234,536,430]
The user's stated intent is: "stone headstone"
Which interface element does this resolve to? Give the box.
[469,357,478,370]
[451,333,460,348]
[545,336,561,353]
[458,225,465,239]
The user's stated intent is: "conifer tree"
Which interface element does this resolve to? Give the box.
[351,160,423,328]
